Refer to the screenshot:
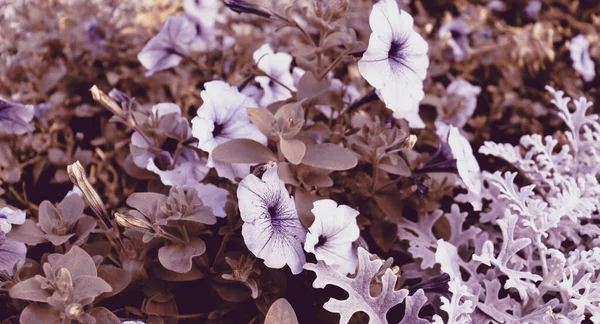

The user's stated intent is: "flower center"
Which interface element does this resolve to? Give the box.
[388,39,407,62]
[212,123,224,137]
[153,137,179,171]
[316,235,327,247]
[267,205,278,219]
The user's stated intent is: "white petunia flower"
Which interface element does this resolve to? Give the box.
[569,35,596,83]
[304,199,360,275]
[437,79,481,128]
[138,16,197,77]
[253,44,297,107]
[238,163,307,274]
[395,101,425,129]
[436,122,482,195]
[131,103,209,187]
[191,80,267,182]
[358,0,429,119]
[0,206,26,233]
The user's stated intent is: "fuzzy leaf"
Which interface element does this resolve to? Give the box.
[158,238,206,273]
[296,71,330,100]
[72,275,113,303]
[304,247,409,324]
[50,245,98,278]
[212,138,277,163]
[88,307,121,324]
[264,298,299,324]
[432,278,475,324]
[399,289,429,324]
[435,239,460,280]
[280,137,306,165]
[302,143,358,171]
[247,107,275,136]
[19,304,61,324]
[9,276,50,302]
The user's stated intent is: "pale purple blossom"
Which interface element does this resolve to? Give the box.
[438,79,481,128]
[438,18,471,62]
[138,16,197,76]
[304,199,360,275]
[191,80,267,182]
[0,206,26,234]
[237,163,307,274]
[0,231,26,276]
[253,44,297,107]
[358,0,429,120]
[0,97,35,135]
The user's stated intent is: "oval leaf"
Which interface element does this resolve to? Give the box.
[212,139,277,164]
[296,72,330,100]
[265,298,299,324]
[279,137,306,165]
[302,143,358,171]
[247,107,275,137]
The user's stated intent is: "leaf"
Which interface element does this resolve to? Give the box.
[378,158,411,176]
[97,265,133,298]
[279,137,306,165]
[302,143,358,171]
[50,245,98,278]
[72,275,113,303]
[19,304,61,324]
[432,278,475,324]
[88,307,121,324]
[38,200,61,234]
[296,71,330,100]
[57,194,85,226]
[435,239,460,280]
[9,276,51,302]
[6,219,47,245]
[212,139,277,164]
[304,247,409,324]
[158,238,206,273]
[247,107,275,137]
[264,298,299,324]
[399,290,429,324]
[322,31,353,49]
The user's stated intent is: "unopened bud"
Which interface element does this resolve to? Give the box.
[90,85,123,117]
[115,212,152,231]
[404,134,417,150]
[391,265,400,275]
[224,0,271,18]
[67,161,110,223]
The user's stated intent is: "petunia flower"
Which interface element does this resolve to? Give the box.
[0,97,35,135]
[357,0,429,119]
[0,206,26,234]
[194,183,229,217]
[436,122,482,195]
[191,80,267,181]
[437,79,481,128]
[131,103,209,187]
[0,231,26,275]
[304,199,360,275]
[569,35,596,83]
[138,16,197,77]
[237,163,307,274]
[438,17,471,62]
[253,44,297,107]
[184,0,221,28]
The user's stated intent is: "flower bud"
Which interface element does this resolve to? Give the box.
[223,0,272,18]
[115,212,152,231]
[67,161,110,223]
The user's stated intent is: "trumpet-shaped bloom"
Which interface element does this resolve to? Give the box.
[438,79,481,128]
[569,35,596,83]
[253,44,297,107]
[358,0,429,118]
[191,81,267,181]
[138,16,197,76]
[237,163,307,274]
[0,206,26,234]
[304,199,360,275]
[0,97,35,135]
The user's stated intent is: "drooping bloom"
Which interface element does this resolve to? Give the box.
[131,103,209,187]
[0,231,26,275]
[436,122,482,195]
[0,206,26,234]
[569,35,596,83]
[138,16,197,76]
[237,163,307,274]
[304,199,360,275]
[191,80,267,181]
[253,44,297,107]
[437,79,481,128]
[358,0,429,120]
[0,97,35,135]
